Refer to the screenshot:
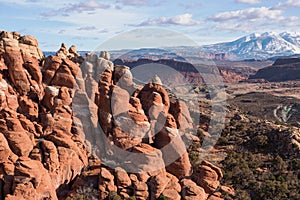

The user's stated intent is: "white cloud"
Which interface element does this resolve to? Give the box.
[235,0,261,4]
[208,7,283,22]
[40,6,140,38]
[208,6,300,32]
[77,26,97,31]
[215,23,249,32]
[98,29,109,33]
[275,0,300,9]
[114,0,161,9]
[99,28,198,50]
[0,0,74,8]
[133,14,202,26]
[116,0,150,6]
[214,16,299,32]
[0,0,32,4]
[183,2,203,9]
[58,29,66,34]
[41,0,111,17]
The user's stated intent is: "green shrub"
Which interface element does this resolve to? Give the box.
[158,194,169,200]
[253,135,269,147]
[65,194,84,200]
[218,136,229,145]
[108,191,122,200]
[290,159,300,170]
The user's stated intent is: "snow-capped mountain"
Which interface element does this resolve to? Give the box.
[279,32,300,47]
[202,32,300,60]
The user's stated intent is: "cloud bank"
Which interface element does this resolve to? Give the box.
[133,14,202,26]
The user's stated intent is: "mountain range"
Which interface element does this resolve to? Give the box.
[202,32,300,60]
[108,32,300,61]
[44,32,300,61]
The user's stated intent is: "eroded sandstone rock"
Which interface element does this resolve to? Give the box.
[192,160,223,194]
[98,167,117,199]
[181,178,207,200]
[0,32,90,199]
[0,31,230,200]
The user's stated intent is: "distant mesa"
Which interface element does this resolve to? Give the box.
[249,58,300,82]
[114,58,257,84]
[273,57,300,66]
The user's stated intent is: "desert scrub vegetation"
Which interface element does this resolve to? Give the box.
[65,185,99,200]
[222,150,300,200]
[219,117,300,200]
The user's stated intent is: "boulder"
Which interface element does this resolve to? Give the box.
[55,147,84,191]
[68,45,80,58]
[169,99,193,130]
[22,52,42,86]
[181,178,206,200]
[40,140,59,173]
[96,57,114,80]
[129,97,148,123]
[192,160,223,194]
[112,126,143,149]
[100,51,110,60]
[4,50,30,95]
[0,133,18,173]
[56,43,68,59]
[13,158,57,200]
[2,37,19,52]
[138,77,170,116]
[115,167,132,198]
[0,117,34,157]
[130,174,149,200]
[96,65,113,133]
[51,64,76,88]
[42,56,62,85]
[0,31,14,39]
[43,86,59,110]
[161,173,181,200]
[18,96,39,120]
[45,130,87,166]
[98,168,117,199]
[148,169,169,199]
[154,114,192,179]
[113,65,130,83]
[84,74,98,102]
[126,143,165,173]
[0,53,7,70]
[115,167,131,187]
[19,35,38,47]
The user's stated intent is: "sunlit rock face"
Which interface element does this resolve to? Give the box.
[0,31,230,200]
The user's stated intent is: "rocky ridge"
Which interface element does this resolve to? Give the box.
[250,58,300,82]
[114,58,255,84]
[0,31,231,200]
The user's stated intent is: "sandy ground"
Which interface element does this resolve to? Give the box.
[225,81,300,100]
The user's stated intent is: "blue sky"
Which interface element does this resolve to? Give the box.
[1,0,300,51]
